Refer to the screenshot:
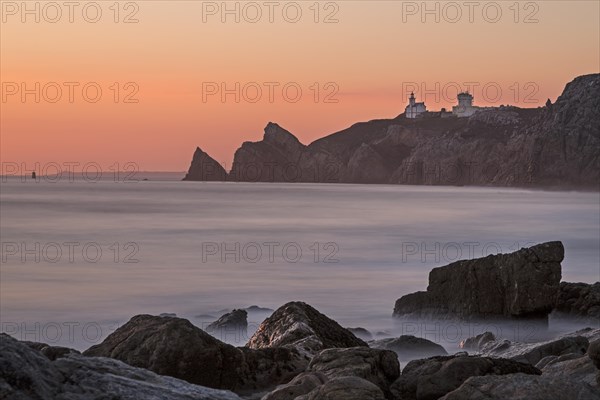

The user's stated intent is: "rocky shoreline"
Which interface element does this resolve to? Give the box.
[2,241,599,399]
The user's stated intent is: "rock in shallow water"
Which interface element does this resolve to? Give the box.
[347,327,373,341]
[369,335,447,360]
[206,308,248,335]
[0,333,242,400]
[393,241,564,321]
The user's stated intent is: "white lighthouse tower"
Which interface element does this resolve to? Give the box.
[405,92,426,119]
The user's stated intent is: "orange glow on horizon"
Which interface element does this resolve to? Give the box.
[1,1,599,171]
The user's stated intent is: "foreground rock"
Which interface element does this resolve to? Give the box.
[370,335,447,360]
[393,241,563,321]
[439,372,600,400]
[84,314,307,394]
[247,302,367,356]
[479,335,589,365]
[390,353,540,400]
[0,334,242,400]
[554,282,600,322]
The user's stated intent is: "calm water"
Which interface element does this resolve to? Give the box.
[1,176,599,351]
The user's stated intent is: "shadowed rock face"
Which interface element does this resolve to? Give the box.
[184,74,600,189]
[390,353,541,400]
[393,241,563,321]
[246,301,367,356]
[83,314,307,394]
[0,333,242,400]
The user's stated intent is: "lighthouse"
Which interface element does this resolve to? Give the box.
[405,92,427,119]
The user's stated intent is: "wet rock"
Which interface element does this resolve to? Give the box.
[393,241,564,321]
[439,372,600,400]
[390,353,540,400]
[370,335,447,359]
[83,314,307,394]
[246,302,367,356]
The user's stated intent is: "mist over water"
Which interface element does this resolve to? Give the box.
[1,176,598,351]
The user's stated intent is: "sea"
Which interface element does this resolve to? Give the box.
[1,173,599,356]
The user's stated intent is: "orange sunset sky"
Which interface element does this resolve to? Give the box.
[1,0,599,171]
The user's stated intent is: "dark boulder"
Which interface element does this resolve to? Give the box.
[393,241,563,321]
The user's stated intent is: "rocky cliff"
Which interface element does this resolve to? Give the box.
[184,74,599,189]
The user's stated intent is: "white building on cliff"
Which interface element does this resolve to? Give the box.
[405,92,426,118]
[452,92,478,117]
